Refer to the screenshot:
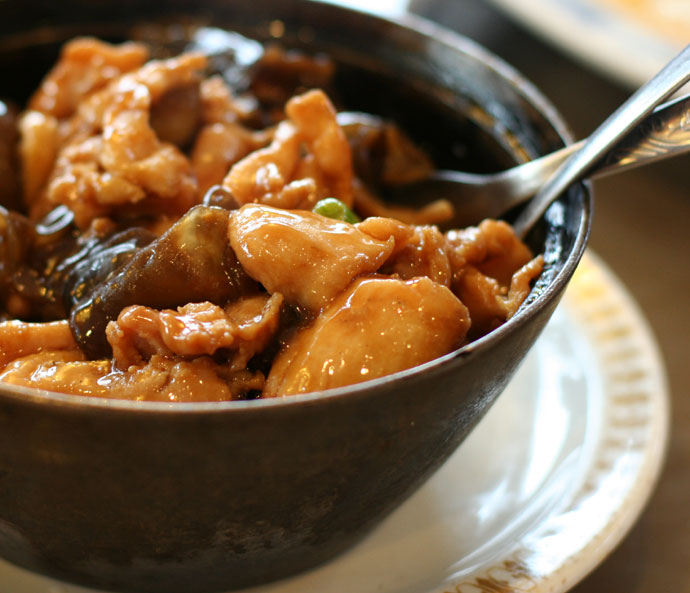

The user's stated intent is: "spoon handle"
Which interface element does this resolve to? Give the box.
[505,91,690,199]
[513,44,690,238]
[593,91,690,176]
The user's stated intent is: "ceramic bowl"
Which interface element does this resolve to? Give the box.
[0,1,591,591]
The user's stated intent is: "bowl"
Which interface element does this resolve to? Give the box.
[0,1,591,592]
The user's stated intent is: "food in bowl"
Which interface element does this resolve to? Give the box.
[0,31,543,402]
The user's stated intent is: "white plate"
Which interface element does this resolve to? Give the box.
[485,0,688,87]
[0,251,670,593]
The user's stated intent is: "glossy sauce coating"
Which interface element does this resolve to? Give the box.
[0,33,543,401]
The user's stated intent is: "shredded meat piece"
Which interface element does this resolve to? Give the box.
[28,37,149,119]
[264,276,470,396]
[191,123,268,195]
[355,216,414,256]
[70,52,208,136]
[0,319,78,370]
[107,294,283,370]
[504,255,544,317]
[285,89,353,206]
[0,350,263,402]
[229,204,404,312]
[446,219,543,339]
[223,89,352,209]
[99,88,197,206]
[445,219,534,285]
[222,120,301,206]
[42,135,145,224]
[191,75,272,194]
[35,53,207,227]
[383,225,452,287]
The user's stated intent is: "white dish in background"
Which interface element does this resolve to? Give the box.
[485,0,687,88]
[0,251,670,593]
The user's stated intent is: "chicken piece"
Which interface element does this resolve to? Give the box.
[354,216,414,256]
[42,135,145,225]
[446,219,543,340]
[107,294,283,370]
[222,120,301,205]
[505,255,544,316]
[191,122,267,195]
[193,70,272,195]
[71,52,208,136]
[285,89,353,206]
[223,89,353,209]
[264,276,470,397]
[228,204,401,312]
[39,53,207,227]
[445,218,534,286]
[99,87,198,213]
[0,319,78,370]
[382,225,452,287]
[200,75,257,125]
[18,111,60,208]
[28,37,149,120]
[0,350,262,402]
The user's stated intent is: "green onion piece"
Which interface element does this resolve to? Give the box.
[312,198,360,224]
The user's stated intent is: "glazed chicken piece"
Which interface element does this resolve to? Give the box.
[223,89,353,209]
[191,76,270,194]
[446,219,543,339]
[0,350,263,402]
[263,276,470,396]
[192,122,268,195]
[228,204,407,312]
[446,218,534,285]
[381,224,452,287]
[0,319,78,370]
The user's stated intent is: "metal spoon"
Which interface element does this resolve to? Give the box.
[381,45,690,235]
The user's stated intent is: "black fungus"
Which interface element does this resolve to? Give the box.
[61,226,156,310]
[186,27,264,92]
[0,100,22,212]
[0,206,35,291]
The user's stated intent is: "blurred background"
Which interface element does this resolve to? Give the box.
[332,0,689,591]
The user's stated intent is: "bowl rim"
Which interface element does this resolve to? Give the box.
[0,2,592,414]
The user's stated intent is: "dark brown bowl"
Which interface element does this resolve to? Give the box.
[0,1,591,592]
